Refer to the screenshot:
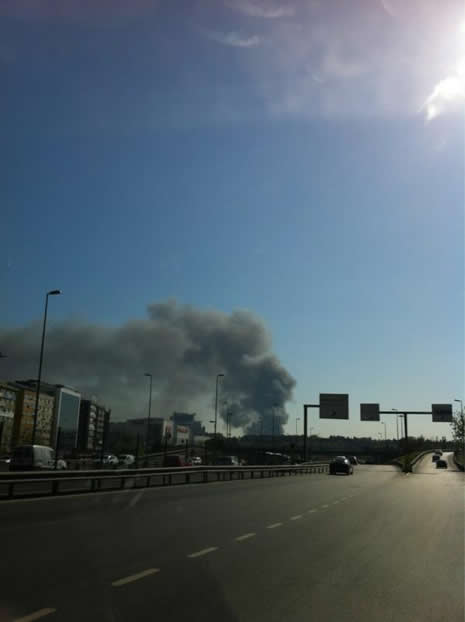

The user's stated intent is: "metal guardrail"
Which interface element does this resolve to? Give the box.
[0,463,330,501]
[453,452,464,472]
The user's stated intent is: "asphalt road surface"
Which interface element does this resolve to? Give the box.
[0,461,463,622]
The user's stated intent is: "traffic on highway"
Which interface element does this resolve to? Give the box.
[0,455,462,622]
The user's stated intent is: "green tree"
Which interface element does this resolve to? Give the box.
[451,411,465,450]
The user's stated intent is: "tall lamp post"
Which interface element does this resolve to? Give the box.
[381,421,387,442]
[392,409,399,442]
[144,373,153,455]
[296,417,301,436]
[32,289,61,445]
[271,403,278,452]
[222,400,227,438]
[214,374,224,438]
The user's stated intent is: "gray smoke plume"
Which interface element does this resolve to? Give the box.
[0,300,295,434]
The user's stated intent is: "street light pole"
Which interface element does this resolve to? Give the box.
[32,289,61,446]
[296,417,300,436]
[144,373,153,454]
[222,400,227,437]
[392,409,399,442]
[382,421,387,441]
[214,374,224,438]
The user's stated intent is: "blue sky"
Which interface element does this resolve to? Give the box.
[2,0,464,439]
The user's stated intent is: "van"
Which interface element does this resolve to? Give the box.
[10,445,55,471]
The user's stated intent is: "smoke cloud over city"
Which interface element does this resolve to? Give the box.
[0,300,295,434]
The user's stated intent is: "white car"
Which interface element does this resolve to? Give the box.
[56,458,67,470]
[189,456,202,465]
[102,454,118,466]
[118,454,135,467]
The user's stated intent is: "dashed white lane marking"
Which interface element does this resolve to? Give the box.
[112,568,160,587]
[290,515,303,521]
[235,532,256,542]
[332,500,340,504]
[267,522,283,529]
[13,609,56,622]
[187,547,218,558]
[307,509,317,514]
[321,504,329,509]
[341,497,348,501]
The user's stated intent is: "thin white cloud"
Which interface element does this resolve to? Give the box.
[379,0,398,18]
[422,61,465,122]
[206,30,262,48]
[320,47,367,79]
[225,0,294,19]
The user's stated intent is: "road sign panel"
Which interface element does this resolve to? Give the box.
[431,404,452,423]
[320,394,349,420]
[360,403,380,421]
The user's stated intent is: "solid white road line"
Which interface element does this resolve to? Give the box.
[13,609,56,622]
[187,547,218,558]
[321,504,329,509]
[267,522,283,529]
[290,515,302,521]
[112,568,160,587]
[307,509,317,514]
[235,533,256,542]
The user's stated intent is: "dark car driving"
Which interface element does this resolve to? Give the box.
[436,459,448,469]
[329,456,354,475]
[432,454,440,462]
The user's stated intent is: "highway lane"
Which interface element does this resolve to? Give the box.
[414,451,460,474]
[0,463,462,622]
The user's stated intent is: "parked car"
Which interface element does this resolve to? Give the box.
[188,456,202,466]
[329,456,354,475]
[10,445,55,471]
[436,459,448,469]
[348,456,358,465]
[432,454,440,462]
[163,454,187,467]
[102,454,119,466]
[118,454,135,467]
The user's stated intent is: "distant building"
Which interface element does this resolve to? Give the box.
[14,380,81,453]
[107,418,175,453]
[53,386,81,453]
[170,412,206,442]
[127,418,173,452]
[0,382,18,453]
[78,399,111,453]
[10,381,55,447]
